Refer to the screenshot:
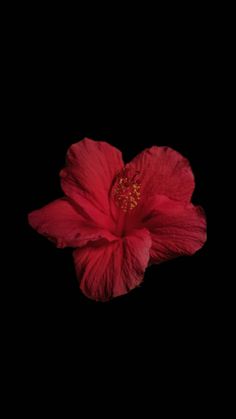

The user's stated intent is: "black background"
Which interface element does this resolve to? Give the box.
[2,6,223,411]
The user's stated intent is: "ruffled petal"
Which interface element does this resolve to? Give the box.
[73,229,152,301]
[138,195,206,263]
[60,138,124,219]
[28,198,117,248]
[126,146,195,203]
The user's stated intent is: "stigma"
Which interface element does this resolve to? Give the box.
[112,170,141,212]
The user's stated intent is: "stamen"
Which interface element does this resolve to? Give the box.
[113,170,141,212]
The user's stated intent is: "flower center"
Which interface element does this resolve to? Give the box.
[112,170,141,212]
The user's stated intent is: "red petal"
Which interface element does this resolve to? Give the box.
[60,138,124,219]
[73,229,152,301]
[126,146,195,203]
[28,198,117,248]
[139,195,206,263]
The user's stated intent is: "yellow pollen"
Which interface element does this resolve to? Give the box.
[113,172,141,212]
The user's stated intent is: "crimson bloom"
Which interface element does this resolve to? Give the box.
[28,138,207,301]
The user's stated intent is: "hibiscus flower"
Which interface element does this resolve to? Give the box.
[28,138,207,302]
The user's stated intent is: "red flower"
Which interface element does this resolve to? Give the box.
[28,138,207,301]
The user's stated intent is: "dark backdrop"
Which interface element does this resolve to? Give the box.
[4,9,217,411]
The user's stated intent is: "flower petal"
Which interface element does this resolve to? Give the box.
[60,138,124,218]
[73,229,152,301]
[139,195,206,263]
[28,198,117,248]
[126,146,195,203]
